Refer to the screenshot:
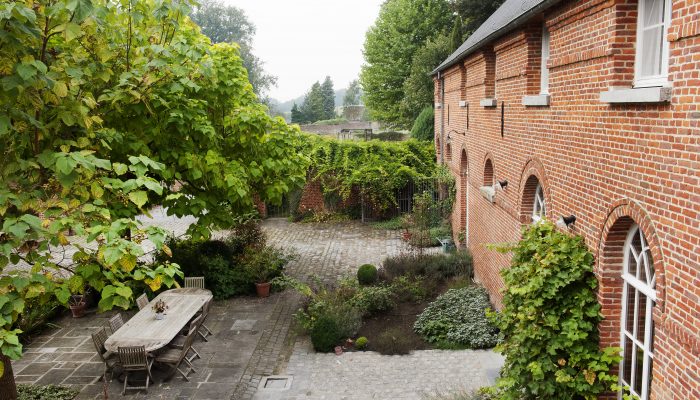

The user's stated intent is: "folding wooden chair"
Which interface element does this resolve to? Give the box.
[136,293,149,310]
[168,314,202,362]
[197,298,213,341]
[184,276,205,289]
[91,327,119,381]
[118,346,154,394]
[109,313,124,334]
[155,328,198,381]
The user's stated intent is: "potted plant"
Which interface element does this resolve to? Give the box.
[152,299,168,320]
[69,288,90,318]
[244,248,286,298]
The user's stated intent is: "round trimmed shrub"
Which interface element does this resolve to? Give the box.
[357,264,378,285]
[310,315,342,352]
[355,336,368,349]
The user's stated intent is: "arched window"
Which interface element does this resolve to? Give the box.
[483,159,494,187]
[531,182,545,222]
[620,224,655,399]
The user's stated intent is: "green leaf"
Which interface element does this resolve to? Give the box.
[128,191,148,208]
[63,22,82,42]
[0,115,10,136]
[53,81,68,98]
[113,163,128,175]
[15,64,36,81]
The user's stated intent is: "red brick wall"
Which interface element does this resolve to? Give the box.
[435,0,700,398]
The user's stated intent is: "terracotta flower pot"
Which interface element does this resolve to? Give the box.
[334,346,343,355]
[70,303,86,318]
[255,282,271,298]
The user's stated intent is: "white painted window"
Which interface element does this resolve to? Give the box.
[540,25,550,94]
[635,0,671,87]
[531,182,545,222]
[620,224,655,399]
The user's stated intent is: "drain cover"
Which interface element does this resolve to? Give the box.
[258,375,293,391]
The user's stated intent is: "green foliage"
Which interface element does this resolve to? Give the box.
[423,387,498,400]
[13,297,62,336]
[296,78,336,124]
[361,0,452,127]
[382,252,473,281]
[414,287,499,348]
[299,134,436,214]
[17,384,79,400]
[411,107,436,141]
[491,222,620,399]
[321,76,336,121]
[369,217,405,230]
[373,327,414,355]
[311,117,348,125]
[343,79,362,107]
[450,16,464,52]
[241,246,295,283]
[452,0,506,36]
[402,37,451,125]
[349,284,396,315]
[310,315,342,352]
[190,0,277,97]
[357,264,378,285]
[355,336,368,349]
[0,0,306,372]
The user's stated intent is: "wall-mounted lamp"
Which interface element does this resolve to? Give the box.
[448,129,466,136]
[446,133,452,144]
[496,180,508,190]
[556,215,577,228]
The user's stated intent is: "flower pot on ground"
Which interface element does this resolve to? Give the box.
[242,246,293,298]
[68,289,90,318]
[255,282,271,297]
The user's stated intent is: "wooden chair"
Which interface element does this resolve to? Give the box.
[168,315,202,362]
[184,276,205,289]
[91,327,120,381]
[155,328,198,381]
[197,298,213,341]
[109,313,124,334]
[118,345,154,394]
[136,293,149,310]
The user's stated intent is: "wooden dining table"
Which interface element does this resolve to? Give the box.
[104,287,213,353]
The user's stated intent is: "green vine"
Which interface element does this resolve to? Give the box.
[489,222,620,399]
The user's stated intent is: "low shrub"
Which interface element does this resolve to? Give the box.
[414,287,499,349]
[310,315,342,352]
[411,106,434,141]
[389,275,431,302]
[349,284,395,315]
[374,327,414,355]
[17,384,79,400]
[14,297,62,336]
[382,252,473,281]
[355,336,368,349]
[357,264,378,285]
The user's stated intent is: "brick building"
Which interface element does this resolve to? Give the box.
[432,0,699,399]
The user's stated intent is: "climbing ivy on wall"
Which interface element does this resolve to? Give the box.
[298,134,439,213]
[489,222,620,399]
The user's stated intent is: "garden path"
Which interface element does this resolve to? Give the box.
[11,217,503,399]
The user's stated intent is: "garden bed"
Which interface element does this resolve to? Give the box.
[355,296,432,353]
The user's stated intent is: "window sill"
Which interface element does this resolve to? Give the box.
[480,98,497,107]
[522,94,550,107]
[479,186,495,203]
[599,87,671,104]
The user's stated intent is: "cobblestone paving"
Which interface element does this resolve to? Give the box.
[12,217,503,399]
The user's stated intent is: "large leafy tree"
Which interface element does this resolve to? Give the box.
[360,0,452,128]
[0,0,307,395]
[452,0,505,35]
[190,0,277,99]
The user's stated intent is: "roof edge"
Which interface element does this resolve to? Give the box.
[431,0,561,76]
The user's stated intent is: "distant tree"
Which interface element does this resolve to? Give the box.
[449,15,464,52]
[360,0,452,128]
[300,82,325,123]
[400,34,452,126]
[411,107,436,141]
[321,76,336,120]
[190,0,277,98]
[343,79,362,106]
[291,103,304,124]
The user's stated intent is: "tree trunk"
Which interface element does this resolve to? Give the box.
[0,355,18,400]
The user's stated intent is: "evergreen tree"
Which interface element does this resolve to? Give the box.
[449,15,464,52]
[291,103,304,124]
[300,82,324,123]
[321,76,336,119]
[343,79,362,106]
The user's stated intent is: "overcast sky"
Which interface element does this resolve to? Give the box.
[226,0,384,102]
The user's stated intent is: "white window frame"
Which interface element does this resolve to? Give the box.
[634,0,672,88]
[540,24,550,95]
[531,182,545,222]
[619,224,656,400]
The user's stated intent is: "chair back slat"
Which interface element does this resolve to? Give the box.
[91,327,109,361]
[118,346,148,369]
[136,293,149,310]
[188,315,203,334]
[184,277,205,289]
[180,327,198,362]
[109,313,124,333]
[201,298,211,318]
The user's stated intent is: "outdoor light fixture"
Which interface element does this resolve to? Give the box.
[448,129,466,136]
[446,133,452,144]
[557,215,577,228]
[496,180,508,190]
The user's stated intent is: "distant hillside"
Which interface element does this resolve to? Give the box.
[271,88,348,115]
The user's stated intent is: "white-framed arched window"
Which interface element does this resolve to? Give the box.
[531,182,545,222]
[620,223,655,399]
